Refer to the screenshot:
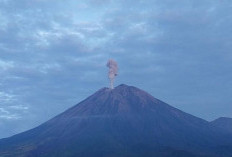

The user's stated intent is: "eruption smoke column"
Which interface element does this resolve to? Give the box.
[106,59,118,89]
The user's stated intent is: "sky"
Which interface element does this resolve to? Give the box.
[0,0,232,139]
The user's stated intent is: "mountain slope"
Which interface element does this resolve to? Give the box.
[0,84,231,157]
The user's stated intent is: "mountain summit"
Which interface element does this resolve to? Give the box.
[0,84,232,157]
[211,117,232,134]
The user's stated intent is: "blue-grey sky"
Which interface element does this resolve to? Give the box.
[0,0,232,138]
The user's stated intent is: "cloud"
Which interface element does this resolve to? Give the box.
[0,107,21,120]
[0,92,15,103]
[0,0,232,138]
[0,114,20,120]
[0,60,14,71]
[9,105,29,110]
[0,91,28,121]
[0,108,9,114]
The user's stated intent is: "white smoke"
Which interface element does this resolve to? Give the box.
[106,59,118,89]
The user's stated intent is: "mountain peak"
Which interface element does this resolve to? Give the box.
[211,117,232,134]
[214,117,232,121]
[96,84,133,93]
[64,84,160,116]
[1,85,232,157]
[115,84,131,88]
[114,84,139,93]
[96,84,152,100]
[101,84,136,92]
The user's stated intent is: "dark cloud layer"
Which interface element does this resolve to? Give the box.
[0,0,232,138]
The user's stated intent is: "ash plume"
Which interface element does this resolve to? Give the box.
[106,59,118,89]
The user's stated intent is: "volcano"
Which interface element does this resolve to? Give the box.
[0,84,232,157]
